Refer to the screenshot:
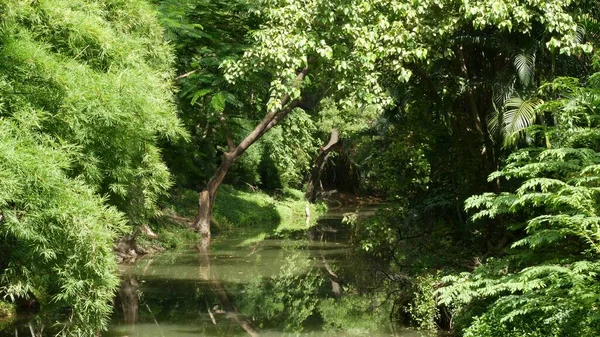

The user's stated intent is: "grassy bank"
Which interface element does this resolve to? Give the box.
[144,185,327,249]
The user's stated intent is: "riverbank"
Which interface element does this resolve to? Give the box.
[136,185,327,251]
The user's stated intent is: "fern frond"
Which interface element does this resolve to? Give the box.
[516,178,567,194]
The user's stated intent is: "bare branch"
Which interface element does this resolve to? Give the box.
[175,69,198,81]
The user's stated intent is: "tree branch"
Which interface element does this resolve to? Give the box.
[259,100,300,137]
[234,66,309,156]
[321,128,340,152]
[175,69,198,81]
[219,114,237,152]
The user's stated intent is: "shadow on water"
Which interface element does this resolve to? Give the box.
[0,204,431,337]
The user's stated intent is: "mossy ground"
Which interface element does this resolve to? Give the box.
[142,185,327,249]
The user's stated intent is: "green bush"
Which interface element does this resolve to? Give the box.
[438,75,600,337]
[0,301,15,318]
[407,274,439,331]
[0,119,126,334]
[0,0,183,333]
[0,0,185,223]
[319,294,392,335]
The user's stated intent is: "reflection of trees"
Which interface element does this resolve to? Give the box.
[308,218,347,298]
[318,294,393,335]
[310,218,397,336]
[105,226,393,336]
[119,275,140,326]
[314,235,343,298]
[237,242,323,333]
[197,244,259,337]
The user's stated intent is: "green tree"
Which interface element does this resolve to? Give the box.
[0,0,183,333]
[183,0,591,250]
[155,0,263,189]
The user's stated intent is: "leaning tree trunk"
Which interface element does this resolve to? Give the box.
[306,128,341,203]
[191,68,309,251]
[192,153,236,252]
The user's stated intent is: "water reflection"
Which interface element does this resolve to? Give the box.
[0,205,429,337]
[197,249,259,337]
[104,205,424,337]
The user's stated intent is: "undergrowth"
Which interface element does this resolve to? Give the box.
[146,185,326,249]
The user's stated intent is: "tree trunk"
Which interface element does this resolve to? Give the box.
[192,154,236,252]
[457,46,498,178]
[192,67,310,249]
[306,128,341,203]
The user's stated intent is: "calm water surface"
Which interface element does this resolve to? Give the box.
[3,205,429,337]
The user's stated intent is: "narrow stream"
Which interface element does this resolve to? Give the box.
[105,205,425,337]
[2,206,428,337]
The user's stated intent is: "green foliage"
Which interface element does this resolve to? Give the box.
[226,0,589,111]
[212,185,280,231]
[228,131,264,186]
[501,96,545,146]
[155,0,264,189]
[0,301,16,331]
[463,314,556,337]
[238,242,322,332]
[0,0,185,223]
[407,274,440,331]
[261,109,318,189]
[138,217,200,250]
[0,0,183,333]
[214,185,326,234]
[438,74,600,337]
[319,294,393,335]
[0,301,15,318]
[316,98,380,137]
[368,130,431,199]
[0,118,126,334]
[347,205,407,255]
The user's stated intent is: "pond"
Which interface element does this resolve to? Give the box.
[2,205,429,337]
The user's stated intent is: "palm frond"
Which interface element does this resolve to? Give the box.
[580,15,600,42]
[487,103,502,140]
[576,24,586,44]
[514,51,536,87]
[492,77,516,108]
[503,96,544,147]
[488,79,516,141]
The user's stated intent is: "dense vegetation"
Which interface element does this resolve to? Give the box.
[0,0,184,333]
[1,0,600,335]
